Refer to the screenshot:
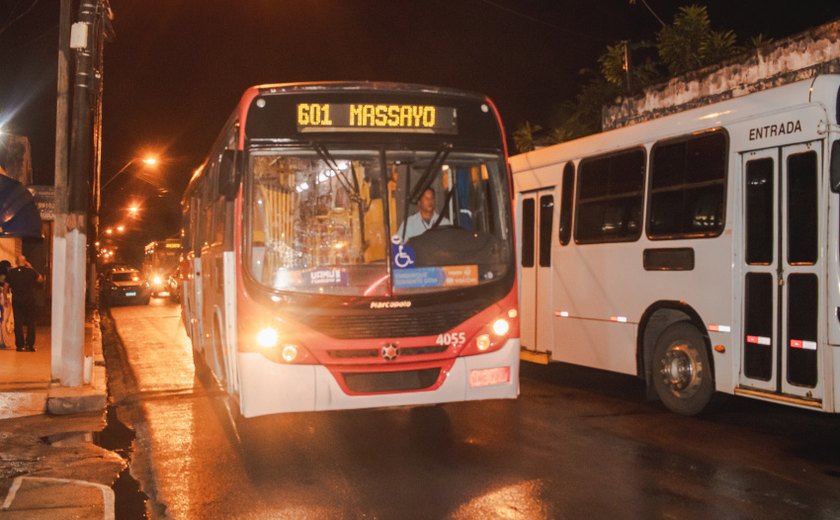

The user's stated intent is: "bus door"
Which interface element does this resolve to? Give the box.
[741,142,823,402]
[519,188,555,355]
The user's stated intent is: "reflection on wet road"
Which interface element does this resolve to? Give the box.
[110,300,840,519]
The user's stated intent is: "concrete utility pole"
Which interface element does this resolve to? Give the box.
[54,0,110,386]
[51,0,72,379]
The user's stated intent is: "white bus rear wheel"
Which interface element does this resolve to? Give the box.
[652,322,714,415]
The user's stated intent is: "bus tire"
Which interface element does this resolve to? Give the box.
[651,322,714,416]
[192,347,212,385]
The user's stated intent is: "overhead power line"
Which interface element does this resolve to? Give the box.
[0,0,41,37]
[474,0,608,42]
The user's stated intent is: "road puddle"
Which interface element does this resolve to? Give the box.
[93,404,149,519]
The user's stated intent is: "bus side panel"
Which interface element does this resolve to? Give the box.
[189,255,203,350]
[551,240,734,379]
[222,249,238,394]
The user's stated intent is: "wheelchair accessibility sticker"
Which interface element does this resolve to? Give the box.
[391,243,416,269]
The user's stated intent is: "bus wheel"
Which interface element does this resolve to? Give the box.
[192,348,212,385]
[651,322,714,416]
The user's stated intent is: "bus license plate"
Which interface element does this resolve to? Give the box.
[125,291,137,296]
[469,367,510,388]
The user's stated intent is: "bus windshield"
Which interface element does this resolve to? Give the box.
[247,146,511,296]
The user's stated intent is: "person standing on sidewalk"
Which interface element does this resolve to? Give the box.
[7,255,43,352]
[0,260,10,349]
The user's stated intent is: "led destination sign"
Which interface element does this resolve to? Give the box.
[297,103,457,134]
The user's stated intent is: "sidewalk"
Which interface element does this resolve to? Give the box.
[0,312,122,519]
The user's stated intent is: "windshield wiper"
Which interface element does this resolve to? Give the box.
[312,142,361,203]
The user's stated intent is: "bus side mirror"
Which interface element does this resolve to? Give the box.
[831,140,840,193]
[219,149,242,200]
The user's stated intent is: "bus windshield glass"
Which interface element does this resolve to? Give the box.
[247,147,511,296]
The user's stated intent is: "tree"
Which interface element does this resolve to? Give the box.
[657,5,738,75]
[519,4,743,149]
[599,41,658,92]
[513,121,542,153]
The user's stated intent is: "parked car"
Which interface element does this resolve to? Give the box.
[102,267,150,306]
[167,265,181,303]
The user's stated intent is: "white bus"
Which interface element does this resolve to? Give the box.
[512,75,840,415]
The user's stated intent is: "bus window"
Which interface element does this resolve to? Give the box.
[390,151,510,294]
[521,198,535,267]
[648,131,726,239]
[575,149,645,243]
[787,151,818,265]
[247,148,511,295]
[558,163,574,245]
[745,158,774,265]
[539,195,553,267]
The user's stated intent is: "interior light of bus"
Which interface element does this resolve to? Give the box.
[476,334,491,351]
[507,309,518,319]
[281,344,299,363]
[492,318,510,336]
[469,367,511,388]
[256,327,279,348]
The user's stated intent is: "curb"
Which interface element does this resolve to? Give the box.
[1,476,114,519]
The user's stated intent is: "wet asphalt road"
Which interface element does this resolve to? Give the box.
[108,300,840,519]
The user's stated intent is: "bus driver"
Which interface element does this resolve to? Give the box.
[398,187,450,242]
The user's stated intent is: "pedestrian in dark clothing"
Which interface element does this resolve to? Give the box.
[6,255,42,352]
[0,260,9,349]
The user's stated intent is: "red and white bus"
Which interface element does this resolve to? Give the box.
[180,82,519,426]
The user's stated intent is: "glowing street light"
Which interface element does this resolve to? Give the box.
[127,204,140,217]
[105,227,113,235]
[116,225,125,233]
[102,154,160,190]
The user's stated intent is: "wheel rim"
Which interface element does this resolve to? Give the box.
[659,342,704,399]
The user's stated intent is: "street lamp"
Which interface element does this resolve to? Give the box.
[102,154,159,190]
[127,204,140,218]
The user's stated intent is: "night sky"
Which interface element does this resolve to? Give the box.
[2,0,840,251]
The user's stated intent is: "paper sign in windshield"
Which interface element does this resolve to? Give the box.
[394,265,478,289]
[306,268,348,286]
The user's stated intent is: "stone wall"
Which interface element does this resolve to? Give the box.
[602,20,840,130]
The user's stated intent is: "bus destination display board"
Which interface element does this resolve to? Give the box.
[297,103,457,134]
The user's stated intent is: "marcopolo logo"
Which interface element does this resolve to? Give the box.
[369,300,412,309]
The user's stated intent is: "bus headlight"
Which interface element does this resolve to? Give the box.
[492,318,510,336]
[281,344,299,363]
[256,327,279,348]
[476,334,491,351]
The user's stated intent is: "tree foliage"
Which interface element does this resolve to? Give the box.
[512,121,542,153]
[515,4,744,150]
[658,5,738,75]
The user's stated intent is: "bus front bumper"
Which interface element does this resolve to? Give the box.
[236,338,520,418]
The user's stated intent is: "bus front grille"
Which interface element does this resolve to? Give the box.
[342,368,441,393]
[328,345,448,359]
[303,309,477,339]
